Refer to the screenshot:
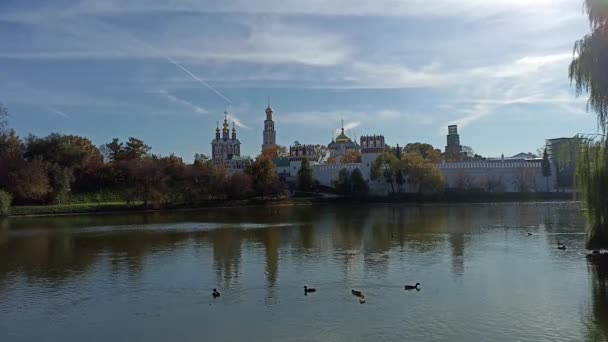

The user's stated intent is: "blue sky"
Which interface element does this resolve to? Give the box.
[0,0,598,160]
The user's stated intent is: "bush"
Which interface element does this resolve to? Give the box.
[0,190,12,217]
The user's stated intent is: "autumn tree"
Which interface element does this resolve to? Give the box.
[404,143,442,163]
[342,150,362,163]
[247,155,282,198]
[261,145,288,159]
[402,152,444,194]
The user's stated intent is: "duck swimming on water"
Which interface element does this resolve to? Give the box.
[359,295,366,304]
[304,286,317,294]
[212,288,221,298]
[405,283,421,291]
[557,241,566,250]
[351,289,364,297]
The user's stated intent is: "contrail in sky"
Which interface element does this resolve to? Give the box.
[166,56,232,105]
[48,107,69,118]
[94,20,233,105]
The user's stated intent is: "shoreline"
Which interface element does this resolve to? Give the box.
[4,192,576,218]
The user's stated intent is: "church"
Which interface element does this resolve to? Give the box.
[209,102,551,194]
[210,112,248,171]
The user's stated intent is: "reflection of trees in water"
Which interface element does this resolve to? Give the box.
[245,227,281,303]
[1,203,579,292]
[209,228,241,286]
[585,256,608,342]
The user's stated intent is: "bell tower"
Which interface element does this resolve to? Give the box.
[262,97,276,151]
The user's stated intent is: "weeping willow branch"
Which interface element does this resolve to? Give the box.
[576,135,608,249]
[569,29,608,133]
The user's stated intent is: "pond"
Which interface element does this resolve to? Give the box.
[0,202,606,341]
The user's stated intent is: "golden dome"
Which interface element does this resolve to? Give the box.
[223,111,229,131]
[335,127,351,144]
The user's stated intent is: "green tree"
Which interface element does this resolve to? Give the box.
[570,0,608,131]
[297,158,314,191]
[541,147,552,192]
[333,168,352,195]
[0,189,11,217]
[104,138,124,162]
[370,152,399,194]
[350,168,368,197]
[124,137,151,161]
[0,102,8,133]
[24,134,96,203]
[569,1,608,249]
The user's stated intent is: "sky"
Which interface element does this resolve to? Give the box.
[0,0,599,161]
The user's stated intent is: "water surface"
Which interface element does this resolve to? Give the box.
[1,202,606,341]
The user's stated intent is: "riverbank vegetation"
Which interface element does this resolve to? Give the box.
[0,104,287,217]
[570,0,608,249]
[370,143,444,195]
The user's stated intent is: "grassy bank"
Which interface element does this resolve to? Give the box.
[6,192,575,217]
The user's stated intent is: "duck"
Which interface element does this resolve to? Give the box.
[405,283,421,291]
[304,286,317,294]
[359,295,366,304]
[351,289,364,297]
[527,232,533,236]
[212,288,221,298]
[557,241,566,250]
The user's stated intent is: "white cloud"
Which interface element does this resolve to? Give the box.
[0,0,574,22]
[226,113,250,130]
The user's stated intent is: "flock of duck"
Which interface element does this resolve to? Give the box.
[527,232,568,250]
[211,283,421,304]
[211,233,565,300]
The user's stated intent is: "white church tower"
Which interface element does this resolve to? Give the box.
[262,98,276,152]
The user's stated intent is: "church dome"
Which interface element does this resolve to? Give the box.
[335,127,351,144]
[265,106,273,114]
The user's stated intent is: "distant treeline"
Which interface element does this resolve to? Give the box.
[0,130,287,211]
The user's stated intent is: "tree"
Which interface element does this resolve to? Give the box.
[312,144,328,163]
[0,189,11,217]
[247,155,281,198]
[402,152,444,194]
[333,168,352,195]
[124,137,151,161]
[350,168,368,197]
[9,157,50,201]
[570,0,608,131]
[0,102,8,133]
[569,1,608,249]
[297,158,314,191]
[325,156,337,165]
[103,138,124,162]
[224,173,253,200]
[541,147,552,192]
[24,133,95,203]
[370,152,399,194]
[461,146,475,158]
[261,145,288,159]
[404,143,442,163]
[342,150,362,163]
